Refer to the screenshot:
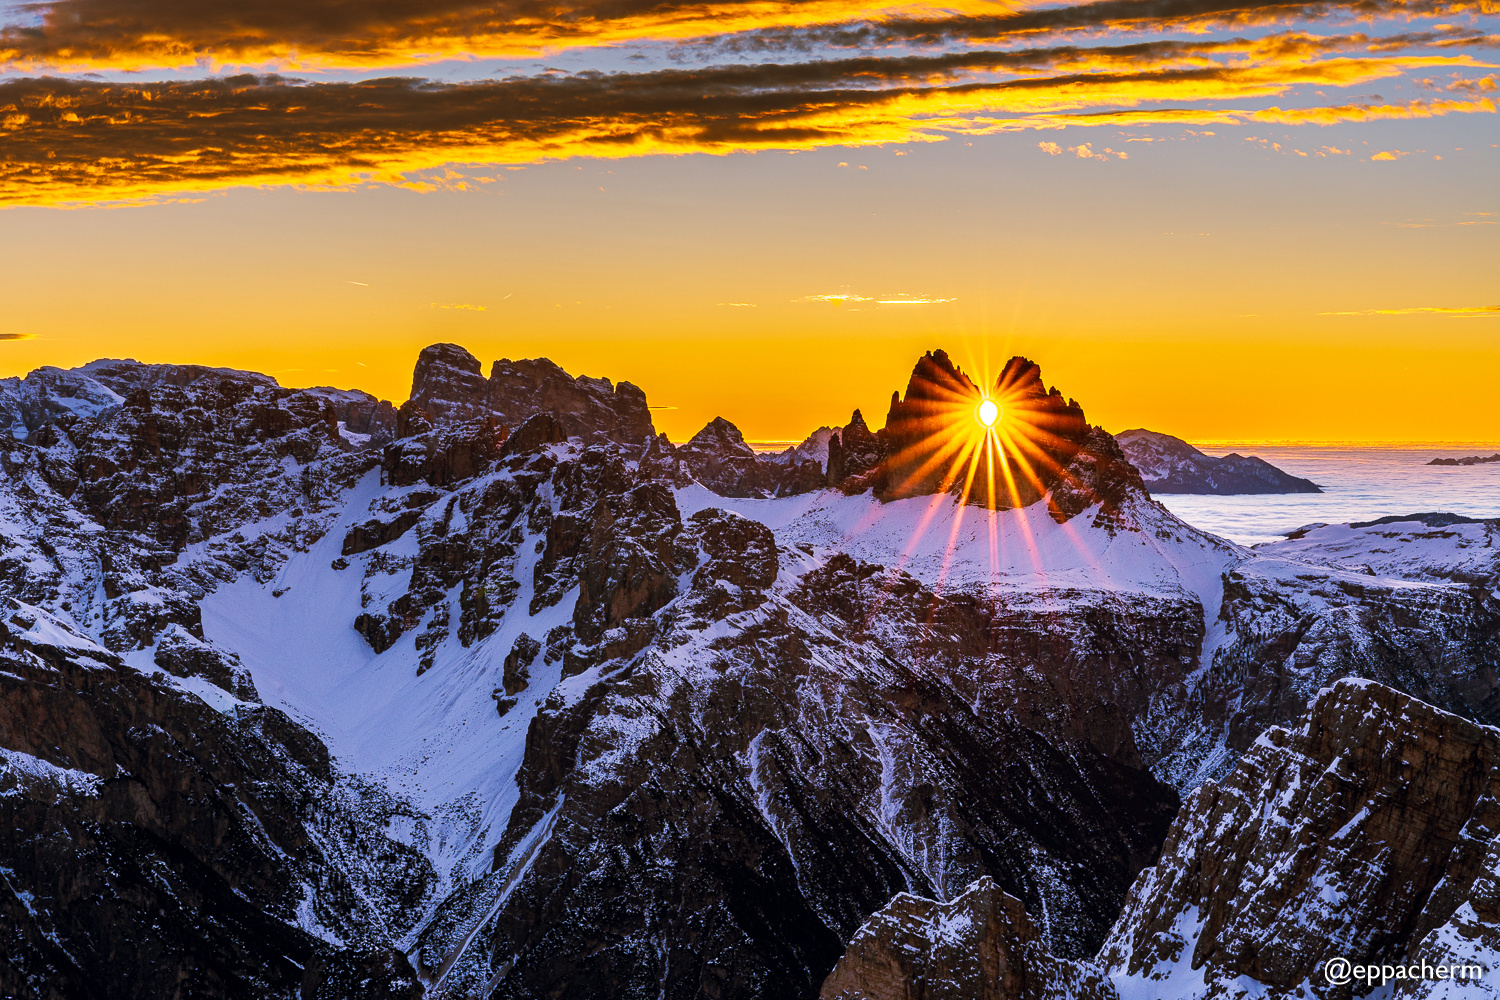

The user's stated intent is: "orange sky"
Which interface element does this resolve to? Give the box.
[0,0,1496,443]
[0,135,1495,444]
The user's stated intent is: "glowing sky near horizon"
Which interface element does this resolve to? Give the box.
[0,0,1495,443]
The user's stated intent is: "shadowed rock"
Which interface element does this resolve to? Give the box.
[869,351,1090,508]
[1100,678,1500,999]
[821,877,1117,1000]
[408,343,652,447]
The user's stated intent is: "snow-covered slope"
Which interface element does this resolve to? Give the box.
[0,348,1497,1000]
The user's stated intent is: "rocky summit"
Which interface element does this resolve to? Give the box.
[0,345,1496,999]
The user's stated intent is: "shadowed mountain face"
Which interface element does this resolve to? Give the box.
[826,679,1500,1000]
[0,345,1495,1000]
[408,342,652,447]
[879,352,1089,508]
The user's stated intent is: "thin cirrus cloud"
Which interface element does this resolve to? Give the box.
[801,293,956,305]
[1321,305,1500,315]
[0,0,1494,205]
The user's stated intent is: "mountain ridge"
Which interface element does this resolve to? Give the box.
[0,345,1495,999]
[1115,428,1322,495]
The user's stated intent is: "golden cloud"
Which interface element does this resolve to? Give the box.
[3,0,1497,73]
[681,0,1500,60]
[0,26,1493,205]
[0,0,1026,71]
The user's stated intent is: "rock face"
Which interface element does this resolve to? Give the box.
[1116,429,1321,494]
[828,409,886,493]
[0,602,427,1000]
[399,441,1182,996]
[648,415,825,498]
[1102,677,1500,1000]
[774,425,836,467]
[820,877,1117,1000]
[408,342,652,447]
[0,363,125,440]
[817,351,1096,508]
[0,344,1498,1000]
[881,353,1088,508]
[824,677,1500,1000]
[676,416,776,497]
[1149,515,1500,789]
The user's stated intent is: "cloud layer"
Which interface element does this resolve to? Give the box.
[0,0,1494,203]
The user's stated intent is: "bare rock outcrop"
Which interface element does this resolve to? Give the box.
[664,416,824,497]
[0,603,426,1000]
[676,416,772,497]
[824,678,1500,1000]
[827,409,885,493]
[880,352,1088,507]
[820,877,1117,1000]
[1101,677,1500,999]
[408,343,652,447]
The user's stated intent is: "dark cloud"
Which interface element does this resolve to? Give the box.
[0,25,1491,203]
[676,0,1495,56]
[0,0,696,66]
[2,0,1493,70]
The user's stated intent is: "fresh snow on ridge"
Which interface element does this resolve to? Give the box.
[201,469,568,889]
[674,483,1242,627]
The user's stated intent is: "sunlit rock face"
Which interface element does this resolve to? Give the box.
[876,351,1089,508]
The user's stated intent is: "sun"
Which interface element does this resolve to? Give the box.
[976,398,1000,427]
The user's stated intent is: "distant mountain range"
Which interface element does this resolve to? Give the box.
[1115,428,1322,494]
[0,346,1494,1000]
[1429,452,1500,466]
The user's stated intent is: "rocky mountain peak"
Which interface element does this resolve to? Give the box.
[820,876,1114,1000]
[881,353,1089,506]
[409,342,489,423]
[818,351,1110,512]
[674,415,780,496]
[790,425,836,464]
[0,365,124,440]
[406,343,653,447]
[683,415,754,455]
